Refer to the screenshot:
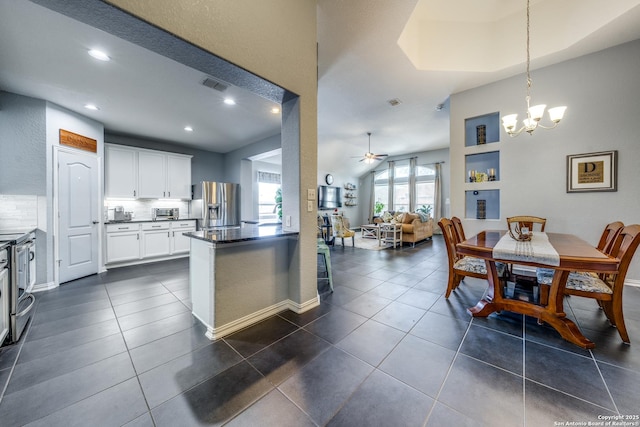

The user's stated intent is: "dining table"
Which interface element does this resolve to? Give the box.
[456,230,619,349]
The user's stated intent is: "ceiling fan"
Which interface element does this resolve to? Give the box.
[356,132,388,163]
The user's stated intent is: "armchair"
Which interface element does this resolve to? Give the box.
[330,214,355,246]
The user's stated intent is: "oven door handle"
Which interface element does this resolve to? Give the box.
[16,294,36,318]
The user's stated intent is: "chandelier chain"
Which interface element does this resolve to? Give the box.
[525,0,531,108]
[501,0,566,136]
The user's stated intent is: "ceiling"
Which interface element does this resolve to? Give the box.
[2,0,640,178]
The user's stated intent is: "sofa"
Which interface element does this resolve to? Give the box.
[374,212,433,247]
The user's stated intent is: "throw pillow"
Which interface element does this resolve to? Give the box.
[403,213,418,224]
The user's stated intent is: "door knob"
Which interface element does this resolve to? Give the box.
[92,221,100,224]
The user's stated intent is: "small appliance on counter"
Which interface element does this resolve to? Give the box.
[152,208,179,221]
[113,206,132,222]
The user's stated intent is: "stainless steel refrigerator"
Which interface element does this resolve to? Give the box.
[191,182,240,229]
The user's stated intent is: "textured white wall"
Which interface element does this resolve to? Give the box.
[451,39,640,281]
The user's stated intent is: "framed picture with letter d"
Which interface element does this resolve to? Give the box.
[567,150,617,193]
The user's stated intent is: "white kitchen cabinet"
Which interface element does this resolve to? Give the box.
[138,150,167,198]
[141,222,171,258]
[106,220,195,266]
[166,155,192,199]
[105,145,137,198]
[171,221,196,254]
[105,223,141,263]
[105,144,192,200]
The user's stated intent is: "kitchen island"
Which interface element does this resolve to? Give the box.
[185,224,306,340]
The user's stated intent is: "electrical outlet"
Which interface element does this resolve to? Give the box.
[285,215,291,227]
[307,200,314,212]
[307,188,316,200]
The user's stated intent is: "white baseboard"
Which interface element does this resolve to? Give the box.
[31,281,57,292]
[625,279,640,288]
[201,296,320,341]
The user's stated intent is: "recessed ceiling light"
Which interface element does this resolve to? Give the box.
[184,126,193,132]
[223,98,236,105]
[84,103,99,110]
[88,49,110,61]
[271,107,280,114]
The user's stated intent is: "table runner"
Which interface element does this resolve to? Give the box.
[492,232,560,266]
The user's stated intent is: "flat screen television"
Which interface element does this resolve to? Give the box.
[318,185,342,209]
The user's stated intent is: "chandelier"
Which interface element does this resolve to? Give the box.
[501,0,566,137]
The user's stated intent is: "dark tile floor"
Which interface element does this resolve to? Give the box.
[1,236,640,426]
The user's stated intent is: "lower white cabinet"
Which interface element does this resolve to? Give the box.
[106,223,140,264]
[171,221,196,254]
[141,222,171,258]
[106,220,196,266]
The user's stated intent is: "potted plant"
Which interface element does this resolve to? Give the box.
[416,204,432,218]
[274,188,282,221]
[374,200,384,216]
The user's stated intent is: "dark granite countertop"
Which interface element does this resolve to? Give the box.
[105,218,197,224]
[0,228,38,244]
[184,224,298,244]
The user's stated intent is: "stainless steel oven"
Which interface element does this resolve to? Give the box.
[0,232,36,344]
[0,245,9,345]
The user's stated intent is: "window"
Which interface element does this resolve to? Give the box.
[374,170,389,214]
[415,165,435,211]
[257,171,281,221]
[373,162,435,214]
[393,163,410,212]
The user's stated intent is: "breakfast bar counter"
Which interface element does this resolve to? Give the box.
[184,224,301,340]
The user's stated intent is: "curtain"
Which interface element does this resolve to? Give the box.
[409,157,417,212]
[368,171,376,223]
[433,162,442,226]
[257,171,281,184]
[387,160,395,211]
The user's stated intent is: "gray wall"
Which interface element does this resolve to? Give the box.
[0,91,46,195]
[450,39,640,282]
[222,134,281,184]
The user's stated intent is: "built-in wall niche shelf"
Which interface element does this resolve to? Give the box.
[465,189,500,220]
[465,151,500,183]
[465,112,500,147]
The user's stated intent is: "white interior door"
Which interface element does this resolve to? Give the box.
[58,150,99,283]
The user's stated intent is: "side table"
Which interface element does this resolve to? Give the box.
[360,224,381,244]
[380,223,402,248]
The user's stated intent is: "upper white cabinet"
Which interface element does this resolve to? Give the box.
[105,144,192,199]
[166,155,192,199]
[138,150,167,198]
[105,145,138,198]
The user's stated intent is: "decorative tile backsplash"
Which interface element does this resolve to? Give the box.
[0,194,39,230]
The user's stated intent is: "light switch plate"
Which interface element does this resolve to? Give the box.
[285,215,291,227]
[307,200,314,212]
[307,188,316,200]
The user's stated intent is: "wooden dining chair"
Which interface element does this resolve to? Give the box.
[438,218,506,298]
[505,215,547,280]
[537,224,640,343]
[451,216,466,245]
[538,221,624,290]
[506,216,546,232]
